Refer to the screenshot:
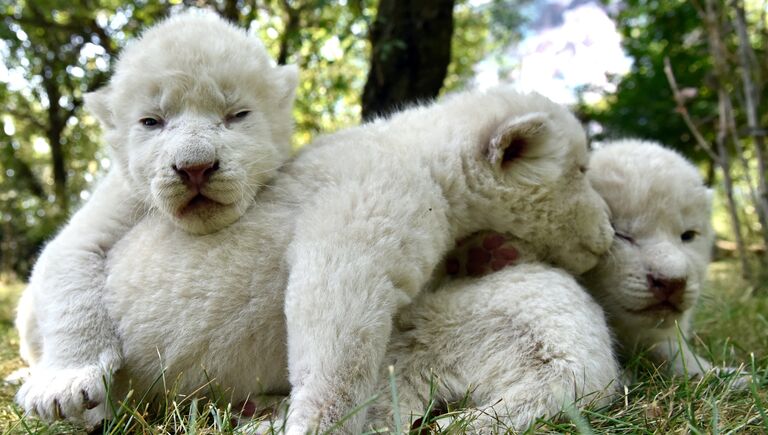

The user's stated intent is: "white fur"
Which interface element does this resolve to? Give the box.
[20,86,613,431]
[15,10,297,427]
[281,90,614,434]
[102,88,612,431]
[88,11,297,235]
[15,171,140,426]
[582,140,716,375]
[368,264,618,433]
[364,140,723,432]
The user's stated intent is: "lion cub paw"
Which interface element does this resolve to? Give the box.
[715,366,754,390]
[16,364,110,429]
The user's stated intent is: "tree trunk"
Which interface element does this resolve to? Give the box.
[361,0,455,121]
[220,0,241,23]
[717,89,752,280]
[1,220,15,280]
[43,64,69,216]
[701,0,753,279]
[2,140,45,199]
[277,2,301,66]
[733,0,768,253]
[705,156,716,187]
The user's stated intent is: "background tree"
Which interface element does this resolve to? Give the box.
[576,0,715,155]
[0,0,168,278]
[361,0,455,120]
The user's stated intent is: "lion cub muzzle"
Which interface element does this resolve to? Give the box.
[172,160,220,190]
[643,273,687,312]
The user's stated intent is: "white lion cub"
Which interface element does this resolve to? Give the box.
[368,140,718,432]
[415,140,720,380]
[369,264,619,433]
[103,89,613,434]
[282,90,613,434]
[583,139,718,376]
[20,86,613,431]
[15,11,298,427]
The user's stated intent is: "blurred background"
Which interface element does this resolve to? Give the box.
[0,0,766,285]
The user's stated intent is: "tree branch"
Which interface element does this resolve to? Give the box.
[277,0,304,65]
[662,57,719,163]
[2,141,46,200]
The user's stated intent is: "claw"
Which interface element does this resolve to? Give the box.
[53,398,64,419]
[82,390,100,409]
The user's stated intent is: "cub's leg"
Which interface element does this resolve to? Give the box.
[284,240,409,435]
[369,264,619,433]
[15,171,144,428]
[284,179,449,434]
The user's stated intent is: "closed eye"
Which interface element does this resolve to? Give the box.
[615,231,635,244]
[227,110,251,122]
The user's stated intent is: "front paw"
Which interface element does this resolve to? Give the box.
[715,366,753,390]
[284,395,321,435]
[286,392,364,435]
[284,414,315,435]
[231,396,289,434]
[16,364,111,429]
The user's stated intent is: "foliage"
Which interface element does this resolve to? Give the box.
[250,0,376,145]
[0,0,167,277]
[577,0,717,158]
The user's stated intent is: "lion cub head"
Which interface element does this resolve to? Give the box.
[450,89,614,275]
[583,140,713,337]
[85,11,298,234]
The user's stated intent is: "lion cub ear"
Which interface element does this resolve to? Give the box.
[84,86,115,129]
[275,64,299,111]
[486,112,553,169]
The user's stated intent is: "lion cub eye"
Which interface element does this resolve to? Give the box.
[140,117,163,128]
[681,230,699,242]
[615,231,635,244]
[227,110,251,122]
[578,165,588,174]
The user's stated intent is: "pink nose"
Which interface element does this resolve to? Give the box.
[173,161,219,189]
[647,274,686,303]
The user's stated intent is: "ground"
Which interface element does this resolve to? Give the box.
[0,260,766,434]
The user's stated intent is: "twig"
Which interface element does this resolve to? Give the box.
[277,0,305,65]
[662,57,719,163]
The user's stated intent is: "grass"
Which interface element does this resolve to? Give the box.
[0,260,766,434]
